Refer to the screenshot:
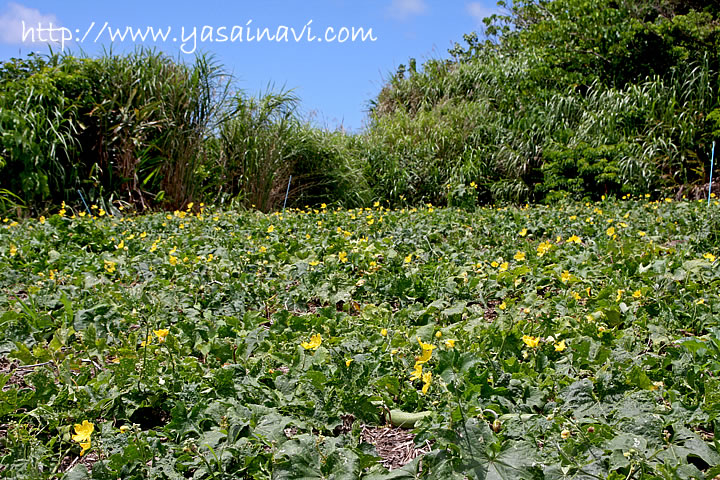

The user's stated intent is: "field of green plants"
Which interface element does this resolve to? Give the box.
[2,197,720,478]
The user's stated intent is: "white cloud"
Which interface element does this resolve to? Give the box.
[466,2,499,25]
[0,3,62,45]
[386,0,428,20]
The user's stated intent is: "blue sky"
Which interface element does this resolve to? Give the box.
[0,1,502,131]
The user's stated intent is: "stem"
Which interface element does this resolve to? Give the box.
[139,320,150,395]
[197,447,219,479]
[52,445,74,475]
[165,342,177,379]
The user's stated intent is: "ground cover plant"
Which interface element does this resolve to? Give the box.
[1,197,720,478]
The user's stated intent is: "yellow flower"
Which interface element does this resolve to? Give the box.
[381,328,387,337]
[606,226,616,237]
[514,251,526,261]
[98,209,106,217]
[560,270,572,284]
[554,340,566,352]
[153,329,169,343]
[9,245,17,256]
[435,331,442,338]
[491,261,499,268]
[571,291,581,301]
[267,225,275,233]
[561,429,571,439]
[72,420,94,455]
[499,262,509,272]
[338,251,348,263]
[119,425,130,433]
[169,255,178,266]
[470,181,477,189]
[345,359,353,367]
[696,298,705,305]
[416,337,436,364]
[498,301,507,310]
[404,254,413,263]
[301,333,322,350]
[309,260,320,266]
[321,203,327,209]
[72,420,94,442]
[39,215,45,224]
[410,363,423,381]
[616,289,624,302]
[522,335,540,348]
[567,235,581,244]
[104,260,116,273]
[421,371,432,394]
[638,231,646,237]
[703,253,716,262]
[445,339,456,348]
[632,290,642,298]
[140,335,152,347]
[115,240,124,250]
[537,241,552,256]
[79,441,91,456]
[519,228,527,237]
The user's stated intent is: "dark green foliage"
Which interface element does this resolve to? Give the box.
[539,142,627,201]
[0,54,86,209]
[366,0,720,205]
[0,51,364,216]
[3,0,720,213]
[0,50,227,213]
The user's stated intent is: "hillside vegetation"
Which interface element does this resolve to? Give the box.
[1,0,719,215]
[367,0,720,205]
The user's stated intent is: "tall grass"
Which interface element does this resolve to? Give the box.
[83,49,228,209]
[208,88,302,211]
[0,50,365,216]
[364,47,718,204]
[0,50,232,214]
[206,88,368,212]
[2,4,717,215]
[0,54,85,211]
